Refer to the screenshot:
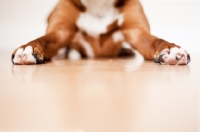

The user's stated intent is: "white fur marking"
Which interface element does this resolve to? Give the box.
[118,14,124,26]
[13,48,23,64]
[68,49,82,60]
[73,32,94,58]
[122,42,132,49]
[160,47,188,65]
[77,0,123,37]
[23,46,36,63]
[81,0,116,17]
[167,47,179,60]
[53,47,67,60]
[112,31,124,43]
[13,46,36,64]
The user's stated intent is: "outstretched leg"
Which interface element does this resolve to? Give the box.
[123,29,190,65]
[12,0,79,65]
[121,0,190,65]
[12,30,75,65]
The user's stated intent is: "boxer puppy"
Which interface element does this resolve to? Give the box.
[12,0,190,65]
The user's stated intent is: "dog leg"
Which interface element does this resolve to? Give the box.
[123,29,190,65]
[12,30,75,65]
[12,0,79,65]
[121,0,190,65]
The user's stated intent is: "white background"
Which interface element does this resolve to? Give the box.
[0,0,200,53]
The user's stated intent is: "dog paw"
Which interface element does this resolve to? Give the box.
[154,47,190,65]
[12,43,45,65]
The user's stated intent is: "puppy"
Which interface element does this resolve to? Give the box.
[12,0,190,65]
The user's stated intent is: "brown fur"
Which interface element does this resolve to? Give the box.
[12,0,189,64]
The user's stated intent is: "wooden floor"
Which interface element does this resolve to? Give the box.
[0,51,199,132]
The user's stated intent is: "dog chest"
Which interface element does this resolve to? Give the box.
[76,0,123,38]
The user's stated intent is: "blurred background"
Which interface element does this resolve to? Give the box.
[0,0,200,53]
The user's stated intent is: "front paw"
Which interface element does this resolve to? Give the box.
[154,46,190,65]
[12,42,45,65]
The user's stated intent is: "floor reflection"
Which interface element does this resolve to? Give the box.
[4,53,198,132]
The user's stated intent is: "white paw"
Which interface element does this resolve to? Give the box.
[12,46,36,65]
[155,47,190,65]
